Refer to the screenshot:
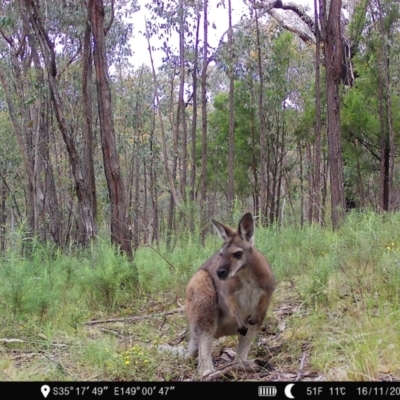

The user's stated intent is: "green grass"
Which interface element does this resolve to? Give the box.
[1,211,400,381]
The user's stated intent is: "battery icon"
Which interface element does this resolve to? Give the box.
[258,386,277,397]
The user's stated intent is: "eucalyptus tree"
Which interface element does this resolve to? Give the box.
[251,0,357,228]
[200,0,209,241]
[0,0,63,244]
[341,0,400,211]
[213,12,312,225]
[369,0,399,211]
[226,0,235,209]
[145,0,213,241]
[0,86,22,250]
[112,63,161,246]
[0,0,138,255]
[145,0,188,239]
[89,0,133,257]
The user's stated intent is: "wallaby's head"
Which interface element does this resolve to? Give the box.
[212,213,255,280]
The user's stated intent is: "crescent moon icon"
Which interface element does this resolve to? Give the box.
[284,383,295,399]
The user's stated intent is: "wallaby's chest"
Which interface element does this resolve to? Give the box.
[234,274,264,313]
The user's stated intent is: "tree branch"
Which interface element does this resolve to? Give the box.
[104,0,114,35]
[251,0,316,43]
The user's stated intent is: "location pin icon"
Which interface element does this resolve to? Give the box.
[41,385,51,398]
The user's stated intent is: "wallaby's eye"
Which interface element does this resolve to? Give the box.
[219,252,223,257]
[233,251,243,259]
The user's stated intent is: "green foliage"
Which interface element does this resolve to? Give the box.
[1,212,400,380]
[0,237,138,322]
[207,80,257,196]
[340,0,400,208]
[82,341,157,380]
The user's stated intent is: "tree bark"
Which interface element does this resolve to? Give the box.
[320,0,345,229]
[149,112,159,243]
[82,12,97,219]
[90,0,132,257]
[178,0,188,202]
[145,20,180,208]
[254,0,346,228]
[227,0,235,209]
[189,7,201,231]
[373,0,393,211]
[255,10,267,226]
[200,0,209,243]
[313,0,322,224]
[1,171,7,252]
[26,0,97,245]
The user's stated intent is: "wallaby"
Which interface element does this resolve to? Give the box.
[185,213,276,377]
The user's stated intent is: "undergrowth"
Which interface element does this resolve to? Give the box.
[1,211,400,381]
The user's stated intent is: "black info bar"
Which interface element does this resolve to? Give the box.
[1,382,399,399]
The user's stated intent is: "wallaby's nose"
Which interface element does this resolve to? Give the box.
[217,267,228,280]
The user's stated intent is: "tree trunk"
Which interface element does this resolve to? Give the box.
[200,0,209,243]
[178,0,188,202]
[82,14,97,219]
[374,0,394,211]
[189,7,201,231]
[298,143,305,227]
[145,20,180,208]
[1,171,6,252]
[168,70,178,249]
[90,0,132,257]
[313,0,322,224]
[26,0,97,245]
[227,0,235,209]
[0,66,36,237]
[28,27,62,245]
[320,0,345,229]
[133,151,140,250]
[255,10,267,226]
[150,112,159,243]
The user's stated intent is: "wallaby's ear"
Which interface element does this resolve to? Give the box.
[212,219,235,242]
[238,213,254,244]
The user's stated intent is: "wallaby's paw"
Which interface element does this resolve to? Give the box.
[237,325,248,336]
[235,359,258,371]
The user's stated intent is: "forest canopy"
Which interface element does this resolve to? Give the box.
[0,0,399,252]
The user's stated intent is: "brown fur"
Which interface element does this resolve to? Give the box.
[185,213,276,377]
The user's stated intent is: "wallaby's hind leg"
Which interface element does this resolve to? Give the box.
[185,269,218,377]
[197,333,214,376]
[186,329,198,358]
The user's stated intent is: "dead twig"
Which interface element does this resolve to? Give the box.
[98,328,124,339]
[0,338,25,343]
[295,351,307,382]
[10,352,40,360]
[168,329,187,346]
[203,360,260,381]
[85,307,184,326]
[143,244,176,270]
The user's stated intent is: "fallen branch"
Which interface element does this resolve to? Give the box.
[295,351,307,381]
[0,338,25,343]
[98,328,124,339]
[10,352,40,360]
[85,307,184,326]
[168,329,187,346]
[203,360,260,381]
